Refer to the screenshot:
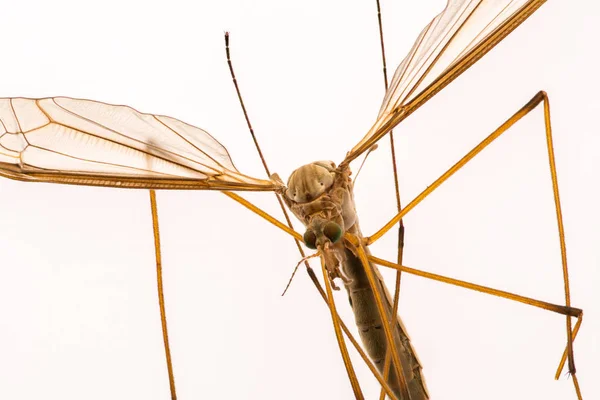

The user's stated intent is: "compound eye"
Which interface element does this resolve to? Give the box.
[323,222,342,244]
[303,230,317,249]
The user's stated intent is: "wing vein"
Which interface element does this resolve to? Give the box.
[403,1,484,105]
[46,99,222,175]
[9,99,24,134]
[26,144,185,178]
[151,115,231,172]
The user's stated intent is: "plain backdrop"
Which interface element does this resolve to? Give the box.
[0,1,598,399]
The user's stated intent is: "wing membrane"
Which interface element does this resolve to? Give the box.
[343,0,546,164]
[0,97,279,191]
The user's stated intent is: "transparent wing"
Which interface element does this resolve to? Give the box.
[0,97,279,191]
[343,0,546,164]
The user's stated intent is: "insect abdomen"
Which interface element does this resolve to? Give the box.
[342,246,428,400]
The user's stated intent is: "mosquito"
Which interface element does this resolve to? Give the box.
[0,0,584,399]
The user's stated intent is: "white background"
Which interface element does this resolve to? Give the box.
[0,1,598,399]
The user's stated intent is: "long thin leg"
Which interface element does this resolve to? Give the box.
[556,314,583,378]
[342,236,427,399]
[355,245,412,400]
[543,96,576,375]
[373,1,409,398]
[319,256,364,399]
[148,190,177,400]
[369,91,548,242]
[556,314,584,399]
[306,265,401,399]
[370,253,583,399]
[369,255,581,318]
[367,91,579,384]
[380,225,406,400]
[221,191,301,241]
[374,251,584,398]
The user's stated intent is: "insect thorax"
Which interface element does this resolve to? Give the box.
[283,161,358,242]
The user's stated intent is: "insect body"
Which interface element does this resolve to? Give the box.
[283,161,428,399]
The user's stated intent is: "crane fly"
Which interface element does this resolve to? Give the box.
[0,0,585,399]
